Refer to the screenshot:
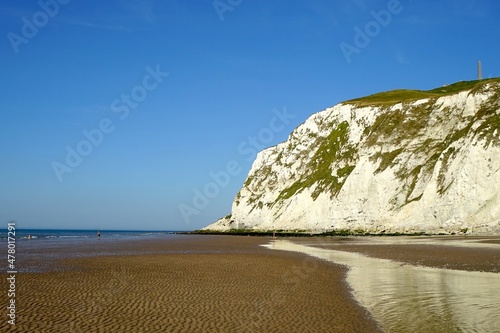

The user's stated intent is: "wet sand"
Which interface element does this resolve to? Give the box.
[291,235,500,273]
[278,236,500,333]
[1,235,381,333]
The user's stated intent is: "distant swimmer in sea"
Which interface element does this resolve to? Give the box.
[97,230,101,240]
[27,234,32,240]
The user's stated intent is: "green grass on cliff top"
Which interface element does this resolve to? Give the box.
[346,78,500,107]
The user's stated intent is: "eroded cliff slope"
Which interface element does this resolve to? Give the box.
[205,79,500,234]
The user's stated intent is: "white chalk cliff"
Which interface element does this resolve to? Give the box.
[205,79,500,234]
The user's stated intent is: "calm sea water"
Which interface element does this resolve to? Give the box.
[1,229,177,241]
[1,229,180,273]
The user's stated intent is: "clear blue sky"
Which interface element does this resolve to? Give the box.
[1,0,499,231]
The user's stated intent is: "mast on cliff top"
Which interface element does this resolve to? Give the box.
[478,60,482,80]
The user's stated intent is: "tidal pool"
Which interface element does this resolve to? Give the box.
[265,239,500,333]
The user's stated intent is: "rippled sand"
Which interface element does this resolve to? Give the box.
[0,235,380,332]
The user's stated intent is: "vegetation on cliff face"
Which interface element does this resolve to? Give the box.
[352,80,500,205]
[275,121,357,202]
[346,78,500,107]
[473,89,500,147]
[236,79,500,215]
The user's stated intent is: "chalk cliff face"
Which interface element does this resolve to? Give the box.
[205,80,500,234]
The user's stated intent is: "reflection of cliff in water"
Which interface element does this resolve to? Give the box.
[266,240,500,333]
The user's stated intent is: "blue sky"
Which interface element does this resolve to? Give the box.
[1,0,499,231]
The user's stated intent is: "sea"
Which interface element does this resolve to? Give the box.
[2,228,178,242]
[1,229,181,273]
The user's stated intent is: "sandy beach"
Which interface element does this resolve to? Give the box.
[3,234,498,332]
[1,235,381,333]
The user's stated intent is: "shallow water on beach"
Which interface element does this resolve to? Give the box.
[5,230,180,272]
[266,240,500,333]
